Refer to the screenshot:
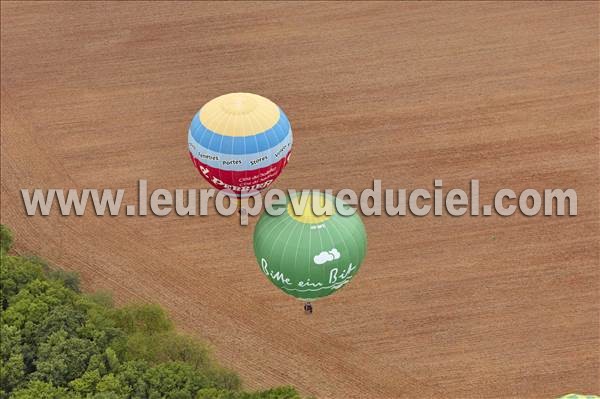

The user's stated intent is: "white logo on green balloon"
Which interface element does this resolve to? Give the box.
[253,193,367,301]
[313,248,341,265]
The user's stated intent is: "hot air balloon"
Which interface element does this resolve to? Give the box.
[188,93,292,198]
[253,192,367,302]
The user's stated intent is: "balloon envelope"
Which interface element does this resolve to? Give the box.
[253,193,367,301]
[188,93,292,198]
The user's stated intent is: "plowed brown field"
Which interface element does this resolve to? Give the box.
[1,2,598,398]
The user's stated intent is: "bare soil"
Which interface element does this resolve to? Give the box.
[1,2,598,398]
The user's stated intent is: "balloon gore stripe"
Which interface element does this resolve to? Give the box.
[188,93,293,197]
[253,192,367,301]
[189,109,291,155]
[189,150,291,198]
[188,128,292,172]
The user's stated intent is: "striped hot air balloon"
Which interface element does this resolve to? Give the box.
[253,192,367,301]
[188,93,292,198]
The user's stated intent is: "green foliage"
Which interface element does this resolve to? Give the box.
[195,386,303,399]
[0,253,44,310]
[144,361,209,398]
[21,254,80,292]
[0,224,13,253]
[0,321,25,394]
[46,269,81,293]
[86,291,114,308]
[112,303,172,335]
[0,226,303,399]
[10,380,76,399]
[32,330,98,385]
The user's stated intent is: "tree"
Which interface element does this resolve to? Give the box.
[69,369,102,397]
[143,361,209,399]
[10,380,78,399]
[46,269,81,293]
[32,330,98,386]
[0,324,25,393]
[114,360,149,398]
[195,388,239,399]
[0,352,25,394]
[0,225,303,399]
[2,279,80,372]
[0,253,44,309]
[0,224,13,253]
[95,373,131,397]
[112,304,172,335]
[22,254,80,292]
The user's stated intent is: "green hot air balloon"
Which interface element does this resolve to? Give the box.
[253,192,367,301]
